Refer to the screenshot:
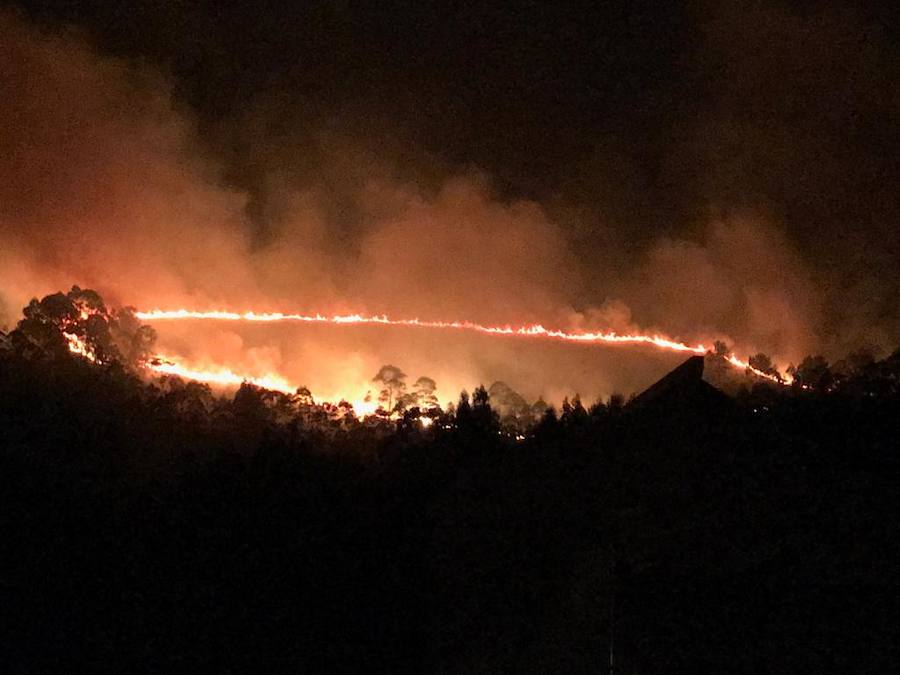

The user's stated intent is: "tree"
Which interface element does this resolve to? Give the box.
[789,355,832,391]
[607,393,625,416]
[455,390,472,427]
[232,382,269,422]
[156,377,215,422]
[712,340,729,358]
[832,349,877,378]
[373,365,407,413]
[11,286,156,367]
[469,385,499,434]
[15,292,78,357]
[531,397,549,424]
[589,398,608,420]
[413,376,439,410]
[569,394,589,426]
[488,381,530,417]
[296,386,315,406]
[535,405,560,440]
[748,353,780,379]
[111,308,157,365]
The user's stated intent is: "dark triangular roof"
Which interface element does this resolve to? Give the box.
[629,355,733,413]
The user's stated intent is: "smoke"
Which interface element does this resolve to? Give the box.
[0,4,896,401]
[0,10,253,311]
[612,216,823,361]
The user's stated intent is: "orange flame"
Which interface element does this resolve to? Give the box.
[146,357,380,416]
[59,306,791,407]
[63,331,96,362]
[147,358,295,393]
[135,308,791,384]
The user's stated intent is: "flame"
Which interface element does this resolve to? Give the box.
[726,354,787,384]
[134,308,707,352]
[63,331,96,362]
[135,307,791,384]
[59,305,792,411]
[147,358,295,393]
[145,357,382,417]
[350,398,379,417]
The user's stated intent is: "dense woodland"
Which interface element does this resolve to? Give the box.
[2,288,899,672]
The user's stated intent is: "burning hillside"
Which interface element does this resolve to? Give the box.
[5,286,799,422]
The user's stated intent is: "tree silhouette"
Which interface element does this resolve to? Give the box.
[607,393,625,416]
[373,365,407,413]
[468,385,499,434]
[564,393,588,427]
[749,352,780,380]
[413,376,439,410]
[531,397,550,425]
[2,290,899,672]
[12,286,156,367]
[487,381,530,428]
[789,355,832,391]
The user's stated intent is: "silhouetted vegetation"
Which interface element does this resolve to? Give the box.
[2,290,899,672]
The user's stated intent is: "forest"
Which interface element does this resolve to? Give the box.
[2,288,898,672]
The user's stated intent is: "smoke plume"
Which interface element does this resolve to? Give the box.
[1,4,897,401]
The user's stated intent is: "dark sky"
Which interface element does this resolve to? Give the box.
[14,2,897,210]
[3,0,900,362]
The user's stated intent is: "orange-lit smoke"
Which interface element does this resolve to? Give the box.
[145,357,378,415]
[134,307,790,384]
[3,9,869,404]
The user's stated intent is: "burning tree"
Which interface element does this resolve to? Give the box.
[11,286,156,367]
[748,353,781,380]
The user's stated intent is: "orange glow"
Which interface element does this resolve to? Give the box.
[147,358,295,393]
[726,354,789,384]
[60,306,792,411]
[63,331,96,362]
[145,357,381,417]
[136,307,791,384]
[135,308,708,352]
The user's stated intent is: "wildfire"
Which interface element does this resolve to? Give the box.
[147,358,295,393]
[63,331,96,362]
[58,303,792,412]
[146,357,380,415]
[135,308,790,384]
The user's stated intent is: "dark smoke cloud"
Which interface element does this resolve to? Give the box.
[1,3,898,399]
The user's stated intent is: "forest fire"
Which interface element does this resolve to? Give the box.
[147,358,295,393]
[135,307,791,384]
[63,331,96,362]
[4,3,898,669]
[24,285,791,419]
[145,356,379,415]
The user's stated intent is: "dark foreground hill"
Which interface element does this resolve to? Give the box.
[1,346,899,673]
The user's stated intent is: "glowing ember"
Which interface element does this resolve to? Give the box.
[135,307,791,383]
